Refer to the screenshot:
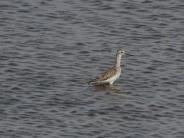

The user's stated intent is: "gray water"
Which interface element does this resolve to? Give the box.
[0,0,184,137]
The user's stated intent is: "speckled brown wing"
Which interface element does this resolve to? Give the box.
[89,66,117,83]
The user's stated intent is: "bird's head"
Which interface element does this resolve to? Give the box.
[117,49,126,56]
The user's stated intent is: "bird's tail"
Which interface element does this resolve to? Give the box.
[88,79,106,85]
[87,80,96,85]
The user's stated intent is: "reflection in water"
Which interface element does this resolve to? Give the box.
[93,84,127,96]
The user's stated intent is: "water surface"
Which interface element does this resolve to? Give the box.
[0,0,184,137]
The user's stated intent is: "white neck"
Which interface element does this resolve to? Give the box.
[115,53,122,67]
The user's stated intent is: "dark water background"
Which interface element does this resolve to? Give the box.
[0,0,184,137]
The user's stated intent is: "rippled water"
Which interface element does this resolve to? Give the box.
[0,0,184,137]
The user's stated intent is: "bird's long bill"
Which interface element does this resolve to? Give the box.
[126,53,133,57]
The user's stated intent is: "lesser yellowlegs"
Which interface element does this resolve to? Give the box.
[88,49,125,85]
